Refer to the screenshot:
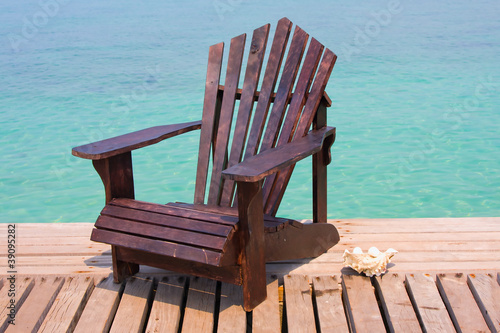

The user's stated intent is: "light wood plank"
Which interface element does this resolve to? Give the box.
[39,276,94,333]
[405,274,455,333]
[217,282,247,332]
[467,273,500,332]
[0,277,35,331]
[181,277,217,333]
[342,275,386,333]
[74,275,124,333]
[5,237,500,257]
[312,275,349,333]
[284,275,316,333]
[373,273,420,333]
[340,231,500,242]
[5,276,65,333]
[267,261,500,277]
[0,244,109,256]
[436,273,489,333]
[339,240,500,252]
[6,248,500,270]
[252,277,281,333]
[145,276,186,333]
[110,276,154,333]
[295,250,500,263]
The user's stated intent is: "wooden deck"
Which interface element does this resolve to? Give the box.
[1,217,499,332]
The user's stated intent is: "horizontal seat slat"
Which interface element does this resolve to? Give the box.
[95,216,227,252]
[91,229,223,266]
[168,202,303,231]
[110,198,239,226]
[101,204,233,237]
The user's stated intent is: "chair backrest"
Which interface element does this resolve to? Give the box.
[194,17,337,215]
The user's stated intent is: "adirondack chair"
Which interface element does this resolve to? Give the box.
[72,17,340,311]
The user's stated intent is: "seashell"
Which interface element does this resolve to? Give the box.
[343,247,398,277]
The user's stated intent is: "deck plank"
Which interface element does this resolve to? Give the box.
[252,277,281,333]
[373,273,420,332]
[312,275,349,333]
[405,274,455,333]
[73,275,124,333]
[5,276,64,333]
[342,275,386,332]
[38,276,94,333]
[467,273,500,332]
[217,282,247,332]
[145,276,187,333]
[284,275,316,333]
[0,219,500,331]
[0,277,35,331]
[436,273,489,333]
[181,277,217,333]
[109,276,154,333]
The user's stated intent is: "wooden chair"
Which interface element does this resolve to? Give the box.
[72,17,340,311]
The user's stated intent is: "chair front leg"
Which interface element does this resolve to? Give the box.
[236,180,267,311]
[93,152,139,281]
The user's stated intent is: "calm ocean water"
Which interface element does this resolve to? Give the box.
[1,0,499,223]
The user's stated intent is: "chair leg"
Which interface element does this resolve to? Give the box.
[237,180,267,311]
[111,246,139,283]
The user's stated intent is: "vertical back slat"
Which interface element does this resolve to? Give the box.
[276,38,324,146]
[207,34,246,205]
[219,24,270,207]
[244,18,292,160]
[194,43,224,204]
[258,26,309,154]
[265,49,337,215]
[296,49,337,136]
[260,38,324,210]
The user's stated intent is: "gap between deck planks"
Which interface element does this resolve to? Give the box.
[0,272,498,332]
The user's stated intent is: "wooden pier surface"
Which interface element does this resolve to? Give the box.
[1,217,499,332]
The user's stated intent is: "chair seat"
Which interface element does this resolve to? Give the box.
[91,198,240,266]
[90,198,298,267]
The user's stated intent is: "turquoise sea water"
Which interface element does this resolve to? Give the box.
[1,0,499,223]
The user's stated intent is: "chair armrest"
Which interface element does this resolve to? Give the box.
[72,120,202,160]
[222,126,336,182]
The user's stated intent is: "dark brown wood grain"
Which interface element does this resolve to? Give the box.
[218,85,332,107]
[312,101,331,223]
[220,24,270,207]
[244,17,292,160]
[208,33,246,206]
[72,121,201,160]
[101,203,234,237]
[222,127,335,182]
[92,152,135,204]
[91,228,226,266]
[259,25,308,154]
[194,42,224,205]
[95,216,228,251]
[114,247,242,285]
[236,180,267,311]
[260,37,324,212]
[110,198,238,227]
[265,49,337,215]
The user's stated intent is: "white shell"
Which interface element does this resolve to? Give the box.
[343,247,398,277]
